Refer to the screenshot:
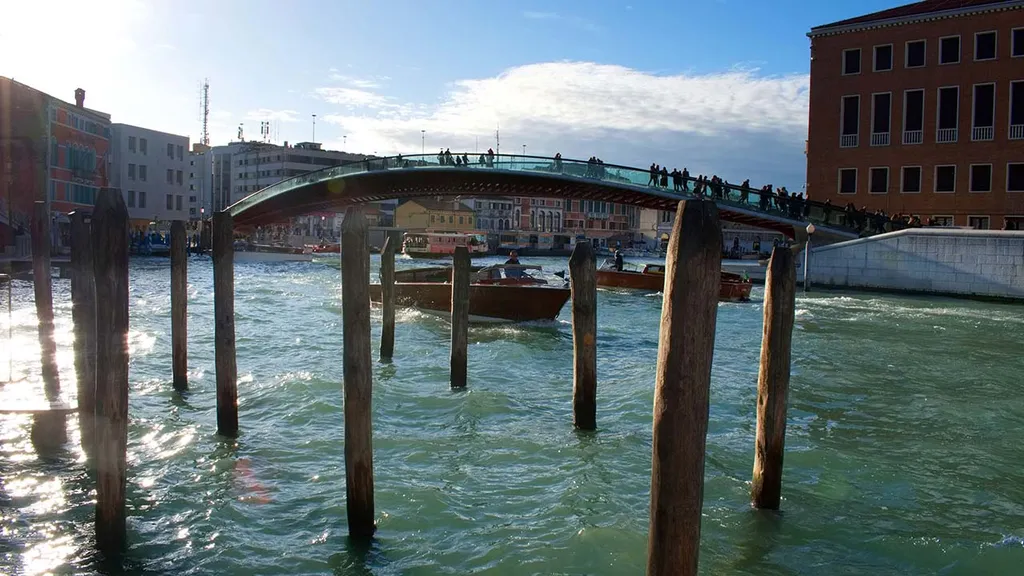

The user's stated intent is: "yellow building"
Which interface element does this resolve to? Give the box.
[395,199,476,231]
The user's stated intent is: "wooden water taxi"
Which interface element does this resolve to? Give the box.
[596,262,753,302]
[369,264,570,322]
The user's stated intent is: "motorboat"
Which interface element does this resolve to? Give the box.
[234,241,313,262]
[596,260,753,302]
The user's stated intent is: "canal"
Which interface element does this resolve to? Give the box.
[1,255,1022,574]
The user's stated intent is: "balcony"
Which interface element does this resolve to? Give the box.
[936,128,958,143]
[840,134,859,148]
[902,130,923,145]
[1011,124,1024,140]
[870,132,890,146]
[971,126,994,141]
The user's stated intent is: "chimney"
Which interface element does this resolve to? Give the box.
[74,88,85,108]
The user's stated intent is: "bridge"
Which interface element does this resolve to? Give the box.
[227,153,862,240]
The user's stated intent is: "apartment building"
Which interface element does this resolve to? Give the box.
[806,0,1024,229]
[110,124,189,224]
[464,197,515,231]
[395,199,476,231]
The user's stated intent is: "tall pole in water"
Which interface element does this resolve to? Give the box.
[421,130,425,154]
[803,223,815,292]
[312,114,317,143]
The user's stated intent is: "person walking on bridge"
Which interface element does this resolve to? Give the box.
[649,163,658,186]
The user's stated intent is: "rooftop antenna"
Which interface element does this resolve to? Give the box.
[200,78,210,146]
[496,122,500,156]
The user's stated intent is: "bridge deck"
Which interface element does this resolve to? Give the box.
[228,153,860,239]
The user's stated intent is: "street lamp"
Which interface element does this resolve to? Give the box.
[803,222,815,292]
[522,144,526,156]
[421,129,425,154]
[312,114,317,143]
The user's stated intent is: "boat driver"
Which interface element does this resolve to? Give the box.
[614,249,624,271]
[505,250,523,278]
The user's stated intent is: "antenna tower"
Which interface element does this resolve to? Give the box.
[200,78,210,146]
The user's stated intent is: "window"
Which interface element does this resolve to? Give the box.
[127,190,135,208]
[177,145,183,160]
[869,167,889,194]
[903,89,925,144]
[1011,81,1024,139]
[936,86,959,142]
[166,194,174,210]
[166,169,174,184]
[874,44,893,71]
[970,164,992,192]
[840,95,860,147]
[935,165,956,193]
[901,166,922,193]
[458,216,464,225]
[128,136,137,152]
[176,195,183,211]
[448,215,453,223]
[871,93,891,145]
[975,31,997,61]
[972,83,995,141]
[842,48,861,75]
[838,168,857,194]
[1009,163,1024,192]
[140,138,148,155]
[939,36,960,64]
[167,143,174,158]
[128,163,136,180]
[906,39,926,67]
[1013,28,1024,57]
[139,165,147,181]
[139,191,147,208]
[932,216,954,226]
[430,215,435,223]
[468,217,473,225]
[968,216,990,230]
[176,170,183,185]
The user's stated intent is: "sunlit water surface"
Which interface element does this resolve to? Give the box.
[1,255,1023,575]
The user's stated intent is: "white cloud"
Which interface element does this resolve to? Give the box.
[319,61,810,188]
[327,72,386,89]
[245,108,300,122]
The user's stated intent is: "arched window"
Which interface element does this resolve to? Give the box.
[547,211,554,231]
[530,209,536,229]
[515,209,520,228]
[555,213,561,231]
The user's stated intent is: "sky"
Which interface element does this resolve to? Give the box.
[1,0,910,190]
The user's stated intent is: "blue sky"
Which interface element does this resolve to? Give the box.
[2,0,907,190]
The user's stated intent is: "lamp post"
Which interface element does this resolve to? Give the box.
[312,114,317,143]
[803,222,815,292]
[421,130,425,154]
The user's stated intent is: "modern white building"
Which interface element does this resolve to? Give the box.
[110,123,190,224]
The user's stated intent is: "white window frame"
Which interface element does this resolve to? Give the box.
[974,30,997,61]
[1010,80,1024,139]
[842,48,862,75]
[1011,27,1024,58]
[902,88,925,144]
[931,215,955,227]
[969,163,993,193]
[873,43,894,72]
[939,35,961,65]
[868,166,890,194]
[870,91,892,145]
[934,165,957,194]
[1006,162,1024,192]
[936,85,960,139]
[840,94,860,147]
[967,215,991,229]
[900,165,922,194]
[838,167,858,195]
[905,39,927,68]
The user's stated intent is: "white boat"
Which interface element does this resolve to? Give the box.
[234,242,313,262]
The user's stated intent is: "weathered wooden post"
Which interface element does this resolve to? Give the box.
[450,246,470,388]
[69,210,97,459]
[213,211,238,437]
[91,188,130,555]
[30,201,59,397]
[341,206,375,538]
[647,200,721,576]
[569,241,597,430]
[170,220,188,392]
[751,246,796,510]
[379,234,396,361]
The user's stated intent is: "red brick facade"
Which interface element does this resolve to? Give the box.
[806,1,1024,229]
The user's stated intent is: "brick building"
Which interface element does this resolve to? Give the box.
[806,0,1024,229]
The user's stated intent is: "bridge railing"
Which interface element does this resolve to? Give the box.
[229,153,897,236]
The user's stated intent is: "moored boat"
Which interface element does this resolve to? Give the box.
[596,261,753,302]
[234,242,313,262]
[369,264,570,322]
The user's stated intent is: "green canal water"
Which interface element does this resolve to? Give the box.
[1,255,1023,575]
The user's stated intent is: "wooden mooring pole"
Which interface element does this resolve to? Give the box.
[569,241,597,430]
[69,210,97,460]
[91,188,130,555]
[30,201,59,397]
[450,246,470,389]
[647,200,721,576]
[341,206,375,538]
[751,246,796,510]
[213,211,238,437]
[379,234,395,361]
[170,220,188,392]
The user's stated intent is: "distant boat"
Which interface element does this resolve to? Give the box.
[596,261,753,302]
[234,242,313,262]
[369,264,570,322]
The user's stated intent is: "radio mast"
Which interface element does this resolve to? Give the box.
[200,79,210,146]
